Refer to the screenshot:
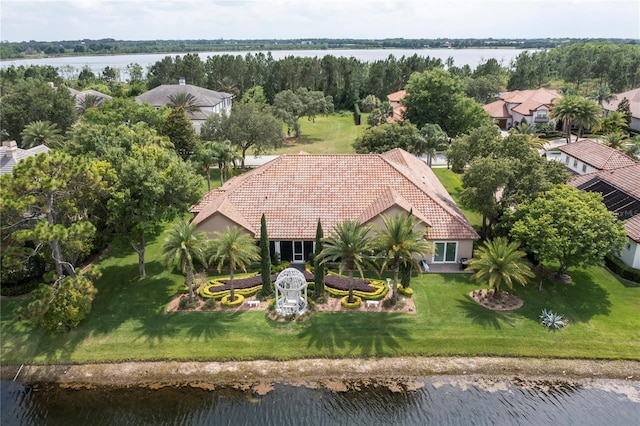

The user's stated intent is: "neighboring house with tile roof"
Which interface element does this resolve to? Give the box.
[601,87,640,133]
[557,138,637,175]
[190,148,479,267]
[67,88,113,112]
[484,88,562,130]
[136,78,233,134]
[571,163,640,269]
[0,140,49,175]
[386,90,406,123]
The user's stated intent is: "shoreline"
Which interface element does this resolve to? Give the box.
[2,357,639,389]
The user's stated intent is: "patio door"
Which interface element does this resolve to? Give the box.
[293,241,304,263]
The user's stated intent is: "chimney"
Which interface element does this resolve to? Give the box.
[2,140,18,160]
[178,77,186,85]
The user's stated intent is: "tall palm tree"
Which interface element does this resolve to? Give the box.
[602,131,629,150]
[193,140,219,191]
[590,85,616,107]
[208,226,260,302]
[77,93,104,114]
[550,96,579,143]
[162,220,210,303]
[573,97,601,139]
[217,77,238,96]
[372,213,432,305]
[213,140,239,185]
[318,220,373,304]
[20,120,63,148]
[168,91,201,114]
[467,237,534,300]
[596,111,628,134]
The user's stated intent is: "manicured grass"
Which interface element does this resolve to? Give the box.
[272,111,366,154]
[1,231,638,364]
[431,168,483,229]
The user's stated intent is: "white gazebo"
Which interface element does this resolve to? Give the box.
[274,268,308,316]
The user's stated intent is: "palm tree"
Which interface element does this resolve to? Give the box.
[168,91,201,114]
[590,85,616,107]
[418,123,449,167]
[162,220,210,303]
[509,123,544,150]
[213,140,239,185]
[208,226,260,303]
[217,77,238,96]
[602,131,629,150]
[372,213,432,305]
[193,140,220,191]
[621,135,640,160]
[20,120,63,148]
[318,220,373,304]
[467,237,534,300]
[573,97,601,139]
[596,111,628,134]
[77,93,104,114]
[550,96,579,143]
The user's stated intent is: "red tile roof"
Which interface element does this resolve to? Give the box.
[191,149,479,241]
[387,90,406,103]
[483,99,510,119]
[559,139,637,171]
[626,215,640,243]
[487,88,561,118]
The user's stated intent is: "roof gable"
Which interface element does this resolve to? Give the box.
[559,139,637,170]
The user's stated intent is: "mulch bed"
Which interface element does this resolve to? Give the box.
[211,271,374,292]
[469,289,524,311]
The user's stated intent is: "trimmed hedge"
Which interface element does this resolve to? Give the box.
[220,294,244,307]
[341,295,362,309]
[353,103,362,126]
[605,254,640,284]
[398,285,414,297]
[324,279,389,300]
[199,283,262,299]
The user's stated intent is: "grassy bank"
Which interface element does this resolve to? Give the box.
[1,232,638,364]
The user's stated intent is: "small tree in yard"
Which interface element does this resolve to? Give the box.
[208,226,260,302]
[259,214,272,298]
[313,219,325,300]
[509,185,627,280]
[467,237,534,299]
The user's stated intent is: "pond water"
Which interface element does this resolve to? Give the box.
[2,377,638,426]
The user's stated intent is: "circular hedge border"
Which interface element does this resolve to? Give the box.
[341,295,362,309]
[220,294,244,307]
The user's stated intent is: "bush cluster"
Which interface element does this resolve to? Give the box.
[605,255,640,284]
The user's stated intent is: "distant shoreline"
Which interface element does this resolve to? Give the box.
[2,357,639,388]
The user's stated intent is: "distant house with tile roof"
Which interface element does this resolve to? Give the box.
[484,88,562,130]
[571,163,640,269]
[67,88,112,112]
[136,78,233,134]
[601,87,640,133]
[190,149,479,267]
[0,140,49,175]
[557,139,637,175]
[386,90,406,123]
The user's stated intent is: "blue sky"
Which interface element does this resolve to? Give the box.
[1,0,639,42]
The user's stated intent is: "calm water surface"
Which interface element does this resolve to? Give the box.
[1,377,639,426]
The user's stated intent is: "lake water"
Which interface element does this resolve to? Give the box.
[2,377,639,425]
[0,48,528,80]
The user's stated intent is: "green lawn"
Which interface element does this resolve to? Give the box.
[431,168,483,229]
[1,232,638,364]
[272,111,366,154]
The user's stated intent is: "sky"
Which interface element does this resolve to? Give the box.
[1,0,639,43]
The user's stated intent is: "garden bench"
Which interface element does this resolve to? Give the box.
[247,300,260,308]
[366,300,379,308]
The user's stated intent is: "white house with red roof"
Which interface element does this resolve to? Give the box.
[190,148,479,268]
[484,88,562,130]
[557,139,637,175]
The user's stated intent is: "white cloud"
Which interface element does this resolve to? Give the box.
[0,0,638,41]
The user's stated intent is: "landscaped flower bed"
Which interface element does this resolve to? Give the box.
[324,274,377,292]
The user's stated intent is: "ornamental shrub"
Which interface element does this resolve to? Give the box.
[341,295,362,309]
[221,293,244,307]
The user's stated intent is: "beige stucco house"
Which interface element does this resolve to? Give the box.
[484,88,562,130]
[190,148,479,268]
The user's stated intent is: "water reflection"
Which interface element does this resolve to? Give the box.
[1,377,639,426]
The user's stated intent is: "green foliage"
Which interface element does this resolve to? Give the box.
[604,255,640,284]
[467,237,534,298]
[397,285,414,297]
[353,103,361,125]
[550,95,601,142]
[274,88,334,137]
[447,124,501,172]
[313,220,325,299]
[21,270,99,332]
[162,106,197,159]
[80,97,168,132]
[260,214,272,297]
[341,295,362,309]
[540,309,568,330]
[353,122,421,154]
[20,120,63,149]
[221,293,244,307]
[509,185,628,275]
[360,94,382,113]
[418,123,449,166]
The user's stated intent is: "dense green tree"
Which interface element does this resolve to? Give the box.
[273,88,333,137]
[313,219,325,300]
[372,213,432,305]
[367,103,393,127]
[318,220,373,304]
[360,94,382,113]
[0,80,76,144]
[467,237,534,299]
[596,111,628,134]
[403,68,490,135]
[20,120,63,148]
[80,97,168,131]
[162,220,209,303]
[201,102,283,167]
[108,144,203,278]
[616,98,632,125]
[162,106,197,159]
[193,140,238,191]
[353,122,421,154]
[208,226,261,303]
[259,214,272,298]
[446,124,501,172]
[509,185,627,278]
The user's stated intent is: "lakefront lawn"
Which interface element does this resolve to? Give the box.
[1,232,638,365]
